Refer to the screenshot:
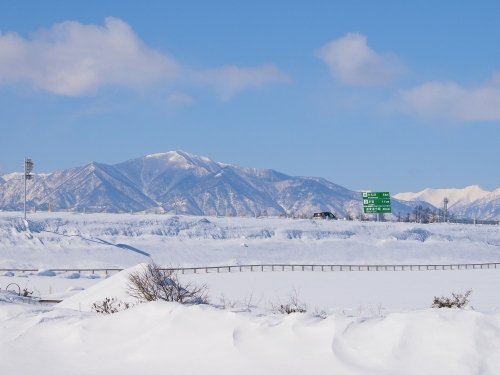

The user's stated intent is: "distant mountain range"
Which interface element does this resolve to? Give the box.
[395,186,500,221]
[0,151,498,220]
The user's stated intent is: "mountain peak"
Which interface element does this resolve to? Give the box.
[144,150,214,167]
[145,150,183,159]
[137,151,228,176]
[82,161,108,174]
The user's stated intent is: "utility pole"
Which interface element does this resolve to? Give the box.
[24,157,34,221]
[443,197,449,223]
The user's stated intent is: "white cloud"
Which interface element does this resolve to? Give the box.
[0,17,179,96]
[316,33,403,86]
[399,73,500,122]
[0,18,290,100]
[193,64,290,100]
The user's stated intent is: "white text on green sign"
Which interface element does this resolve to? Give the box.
[364,206,392,213]
[362,192,390,199]
[363,198,391,206]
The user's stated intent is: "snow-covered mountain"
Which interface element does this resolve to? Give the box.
[452,188,500,220]
[0,150,419,218]
[394,186,491,209]
[395,186,500,220]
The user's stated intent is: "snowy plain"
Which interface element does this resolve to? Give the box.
[1,211,499,269]
[1,211,500,374]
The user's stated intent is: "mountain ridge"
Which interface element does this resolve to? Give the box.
[395,185,500,221]
[394,185,491,208]
[0,151,498,219]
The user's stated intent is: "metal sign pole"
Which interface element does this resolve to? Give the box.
[23,157,34,221]
[24,157,27,221]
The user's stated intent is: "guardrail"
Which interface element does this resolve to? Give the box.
[168,263,500,274]
[1,262,500,275]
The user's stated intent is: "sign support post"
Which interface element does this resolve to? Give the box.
[24,158,34,221]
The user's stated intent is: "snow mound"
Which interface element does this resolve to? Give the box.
[395,228,432,242]
[36,269,57,277]
[57,264,145,311]
[2,299,500,374]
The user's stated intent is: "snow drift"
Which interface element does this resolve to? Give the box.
[1,295,499,374]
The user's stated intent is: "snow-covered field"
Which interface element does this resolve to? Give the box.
[1,211,499,269]
[1,212,500,374]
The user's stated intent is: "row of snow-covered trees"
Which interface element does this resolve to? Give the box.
[395,205,453,223]
[279,208,451,223]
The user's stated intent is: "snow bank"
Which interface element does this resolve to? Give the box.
[57,264,144,311]
[1,299,500,374]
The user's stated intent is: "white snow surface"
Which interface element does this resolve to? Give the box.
[2,287,500,374]
[2,212,500,374]
[1,211,499,269]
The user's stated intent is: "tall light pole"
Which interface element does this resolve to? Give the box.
[443,197,449,223]
[24,157,34,221]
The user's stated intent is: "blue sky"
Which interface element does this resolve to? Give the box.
[0,0,499,193]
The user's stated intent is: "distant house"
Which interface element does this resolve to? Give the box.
[312,212,337,220]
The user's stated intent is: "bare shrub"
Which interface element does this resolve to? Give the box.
[432,289,472,309]
[216,292,262,312]
[127,262,208,304]
[369,302,385,317]
[312,307,327,319]
[218,294,237,309]
[91,297,132,314]
[276,302,307,314]
[272,291,307,314]
[243,291,261,312]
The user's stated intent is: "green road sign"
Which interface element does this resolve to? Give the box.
[363,198,391,206]
[364,206,392,214]
[362,192,392,214]
[362,192,390,199]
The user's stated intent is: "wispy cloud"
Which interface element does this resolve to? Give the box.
[316,33,404,87]
[399,73,500,122]
[0,17,179,96]
[165,92,194,105]
[193,64,290,100]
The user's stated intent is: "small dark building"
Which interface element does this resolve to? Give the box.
[312,212,337,220]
